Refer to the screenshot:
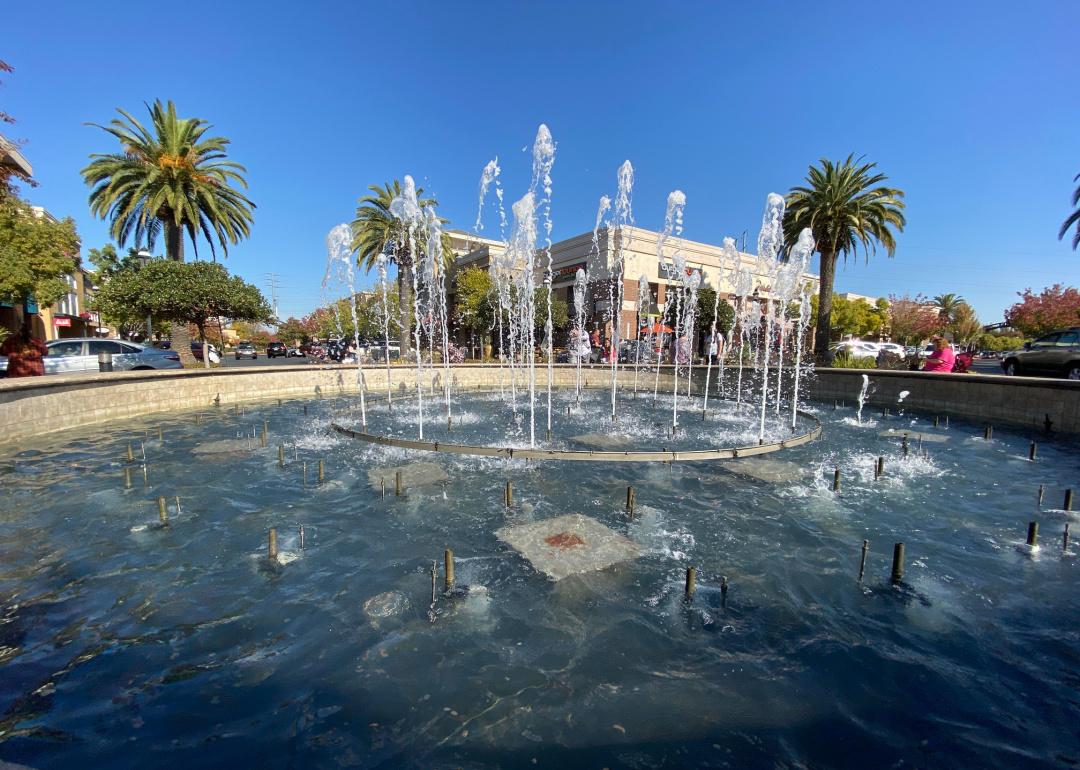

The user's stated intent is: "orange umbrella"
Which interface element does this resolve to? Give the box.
[641,323,673,335]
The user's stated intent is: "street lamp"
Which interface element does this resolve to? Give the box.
[137,250,153,342]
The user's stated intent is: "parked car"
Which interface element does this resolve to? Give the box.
[287,346,305,357]
[266,341,288,358]
[830,340,878,360]
[1001,328,1080,378]
[0,338,182,376]
[366,343,401,363]
[190,341,220,363]
[876,342,906,359]
[235,341,258,360]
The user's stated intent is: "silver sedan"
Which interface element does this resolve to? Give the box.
[0,338,183,375]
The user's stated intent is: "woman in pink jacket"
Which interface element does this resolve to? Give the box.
[922,335,955,372]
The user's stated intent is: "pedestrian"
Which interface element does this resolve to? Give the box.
[0,327,48,377]
[590,327,601,363]
[922,335,955,373]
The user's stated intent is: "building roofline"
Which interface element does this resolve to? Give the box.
[0,136,32,178]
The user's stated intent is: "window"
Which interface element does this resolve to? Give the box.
[47,341,84,357]
[1033,333,1060,348]
[119,343,141,354]
[1057,332,1079,347]
[89,341,125,355]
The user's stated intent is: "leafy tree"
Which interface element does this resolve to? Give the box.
[351,180,453,354]
[977,332,1027,352]
[886,293,943,344]
[1004,284,1080,337]
[0,196,79,332]
[783,155,906,364]
[0,61,34,195]
[86,244,146,283]
[807,294,887,339]
[932,293,965,324]
[276,317,311,346]
[305,293,402,344]
[534,287,568,339]
[94,260,270,367]
[1060,172,1080,250]
[696,287,735,335]
[453,266,497,346]
[948,302,982,346]
[82,100,255,363]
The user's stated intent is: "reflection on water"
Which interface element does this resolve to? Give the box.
[0,389,1077,769]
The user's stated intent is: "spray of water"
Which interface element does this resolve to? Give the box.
[323,224,366,427]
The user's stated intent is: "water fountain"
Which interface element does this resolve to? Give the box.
[2,126,1076,770]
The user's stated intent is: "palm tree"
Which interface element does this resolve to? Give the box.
[932,293,965,323]
[783,155,906,365]
[1060,172,1080,250]
[81,100,255,363]
[351,181,452,354]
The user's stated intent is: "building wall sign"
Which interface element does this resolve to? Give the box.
[554,262,587,280]
[54,317,72,327]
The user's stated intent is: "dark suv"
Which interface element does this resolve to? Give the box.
[1002,327,1080,379]
[266,341,287,358]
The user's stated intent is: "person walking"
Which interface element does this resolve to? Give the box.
[1,328,48,377]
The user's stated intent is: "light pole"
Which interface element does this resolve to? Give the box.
[137,250,153,342]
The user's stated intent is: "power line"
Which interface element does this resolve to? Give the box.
[264,273,281,320]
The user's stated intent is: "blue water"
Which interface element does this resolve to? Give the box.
[0,389,1077,769]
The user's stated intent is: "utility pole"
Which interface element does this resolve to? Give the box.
[265,273,281,320]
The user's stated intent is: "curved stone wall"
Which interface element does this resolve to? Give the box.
[2,363,1078,444]
[808,368,1080,434]
[0,364,677,445]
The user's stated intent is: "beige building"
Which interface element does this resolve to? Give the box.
[448,226,819,344]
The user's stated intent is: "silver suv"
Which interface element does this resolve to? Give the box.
[1001,328,1080,379]
[0,338,183,375]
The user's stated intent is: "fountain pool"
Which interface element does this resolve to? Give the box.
[0,387,1077,769]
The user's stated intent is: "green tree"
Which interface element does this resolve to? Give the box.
[534,287,568,340]
[94,260,270,367]
[1060,171,1080,250]
[932,293,965,324]
[86,244,145,283]
[453,266,497,347]
[81,100,256,363]
[0,196,79,333]
[351,180,453,354]
[947,302,982,347]
[276,317,311,347]
[696,287,735,335]
[783,155,906,364]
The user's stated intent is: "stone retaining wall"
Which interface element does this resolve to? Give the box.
[0,364,676,445]
[807,368,1080,434]
[3,363,1079,444]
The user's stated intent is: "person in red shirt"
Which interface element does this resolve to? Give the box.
[1,328,48,377]
[922,335,955,373]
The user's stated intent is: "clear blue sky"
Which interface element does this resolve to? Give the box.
[4,1,1078,323]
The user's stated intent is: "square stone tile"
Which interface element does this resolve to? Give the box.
[496,513,640,581]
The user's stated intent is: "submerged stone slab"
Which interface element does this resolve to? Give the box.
[568,432,635,451]
[192,438,261,456]
[879,429,950,444]
[367,461,448,491]
[724,458,809,483]
[496,513,640,581]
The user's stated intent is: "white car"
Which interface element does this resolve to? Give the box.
[877,342,906,359]
[830,340,879,360]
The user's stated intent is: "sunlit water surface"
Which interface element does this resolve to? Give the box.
[0,388,1078,769]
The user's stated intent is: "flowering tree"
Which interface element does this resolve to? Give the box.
[887,293,942,344]
[1005,284,1080,337]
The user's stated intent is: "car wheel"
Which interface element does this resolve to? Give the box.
[235,355,240,360]
[1066,364,1080,380]
[1004,361,1018,376]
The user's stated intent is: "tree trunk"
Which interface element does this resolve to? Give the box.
[162,218,197,366]
[814,250,837,366]
[397,271,411,360]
